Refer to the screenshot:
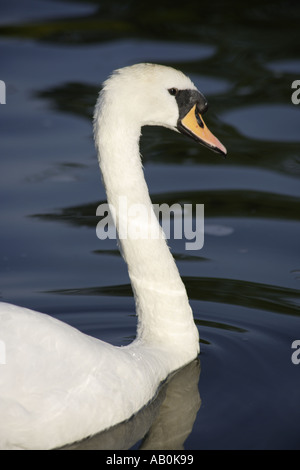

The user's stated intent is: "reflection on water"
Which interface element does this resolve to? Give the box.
[62,360,201,450]
[222,105,300,142]
[0,0,300,450]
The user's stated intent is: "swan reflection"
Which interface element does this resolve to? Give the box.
[62,359,201,450]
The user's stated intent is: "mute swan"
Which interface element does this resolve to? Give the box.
[0,63,226,450]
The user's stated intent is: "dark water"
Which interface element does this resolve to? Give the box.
[1,0,300,450]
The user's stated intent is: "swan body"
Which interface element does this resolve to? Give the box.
[0,63,226,450]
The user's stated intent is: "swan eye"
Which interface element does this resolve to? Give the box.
[168,88,178,96]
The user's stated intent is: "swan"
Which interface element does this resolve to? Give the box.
[0,63,226,450]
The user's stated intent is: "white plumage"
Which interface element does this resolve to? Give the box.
[0,64,225,449]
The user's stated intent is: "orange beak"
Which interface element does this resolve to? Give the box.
[178,104,227,156]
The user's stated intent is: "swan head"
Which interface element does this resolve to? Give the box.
[96,63,226,156]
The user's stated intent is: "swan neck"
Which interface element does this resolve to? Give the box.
[94,104,199,352]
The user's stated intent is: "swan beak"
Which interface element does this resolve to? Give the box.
[178,104,227,156]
